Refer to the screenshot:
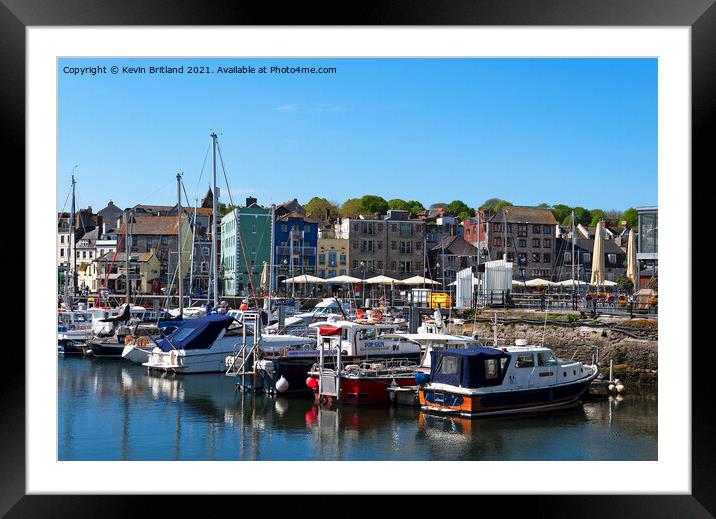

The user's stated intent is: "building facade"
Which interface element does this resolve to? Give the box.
[221,203,272,297]
[486,206,559,281]
[274,207,319,287]
[555,237,627,283]
[340,210,426,281]
[316,226,349,279]
[636,206,658,288]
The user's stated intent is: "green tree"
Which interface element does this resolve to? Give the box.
[572,207,592,226]
[340,198,362,217]
[538,202,550,208]
[406,200,426,216]
[589,209,607,226]
[430,202,447,209]
[217,202,236,216]
[359,195,389,215]
[494,200,513,213]
[551,204,572,224]
[388,199,425,217]
[446,200,472,220]
[648,276,658,292]
[622,208,638,229]
[305,197,339,220]
[479,198,502,214]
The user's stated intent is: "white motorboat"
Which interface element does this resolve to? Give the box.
[264,298,353,334]
[57,310,94,354]
[143,314,314,374]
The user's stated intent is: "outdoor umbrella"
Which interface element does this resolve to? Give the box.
[364,275,401,284]
[282,274,325,284]
[590,221,605,287]
[325,275,362,284]
[259,261,269,292]
[626,228,638,289]
[525,278,556,287]
[512,279,527,288]
[557,279,589,287]
[602,280,618,286]
[401,275,440,285]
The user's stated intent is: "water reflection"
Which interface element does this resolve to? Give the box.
[58,357,657,461]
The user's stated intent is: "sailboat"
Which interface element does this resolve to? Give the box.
[143,132,314,373]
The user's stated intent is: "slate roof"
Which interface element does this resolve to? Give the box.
[430,235,479,256]
[491,206,558,225]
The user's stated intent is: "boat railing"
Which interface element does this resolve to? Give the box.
[347,358,419,376]
[225,312,262,378]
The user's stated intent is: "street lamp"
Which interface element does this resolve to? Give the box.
[436,262,442,291]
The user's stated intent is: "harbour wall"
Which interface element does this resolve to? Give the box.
[450,317,658,385]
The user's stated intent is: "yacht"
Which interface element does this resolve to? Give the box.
[57,310,94,354]
[263,298,353,335]
[418,343,598,418]
[144,314,314,374]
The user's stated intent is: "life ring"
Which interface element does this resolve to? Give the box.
[124,335,134,345]
[356,309,364,320]
[135,336,149,348]
[374,310,383,321]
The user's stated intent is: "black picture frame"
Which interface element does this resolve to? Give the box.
[2,0,707,515]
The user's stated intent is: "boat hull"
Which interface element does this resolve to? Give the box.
[57,339,84,355]
[254,352,422,396]
[334,376,417,405]
[420,376,596,418]
[88,341,126,358]
[121,345,152,364]
[388,385,420,407]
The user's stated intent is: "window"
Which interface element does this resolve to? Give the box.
[339,269,346,275]
[60,249,64,257]
[518,239,526,248]
[515,353,534,368]
[506,252,514,262]
[583,253,591,263]
[517,224,527,237]
[493,223,503,233]
[377,260,383,270]
[532,253,541,263]
[533,225,541,234]
[507,238,512,247]
[538,351,557,366]
[391,241,397,250]
[60,235,65,243]
[493,237,502,247]
[564,252,572,263]
[251,223,256,234]
[543,253,551,263]
[360,222,375,235]
[532,238,540,248]
[400,241,412,254]
[608,253,617,264]
[281,224,288,233]
[339,254,346,265]
[543,225,551,234]
[438,355,459,375]
[390,261,397,271]
[400,223,413,236]
[543,239,551,248]
[360,240,374,253]
[399,260,412,273]
[485,359,499,380]
[328,252,337,266]
[352,240,359,250]
[319,254,326,265]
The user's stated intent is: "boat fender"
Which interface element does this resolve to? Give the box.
[170,350,179,366]
[415,372,430,385]
[275,376,289,393]
[124,335,134,345]
[306,377,319,390]
[136,337,148,348]
[608,383,616,392]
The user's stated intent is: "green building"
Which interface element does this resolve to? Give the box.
[220,200,272,297]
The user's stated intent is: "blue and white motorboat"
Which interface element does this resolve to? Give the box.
[57,310,94,354]
[419,343,599,418]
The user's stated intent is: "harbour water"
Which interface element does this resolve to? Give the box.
[58,356,657,461]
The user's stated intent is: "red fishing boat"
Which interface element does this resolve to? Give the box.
[307,358,420,405]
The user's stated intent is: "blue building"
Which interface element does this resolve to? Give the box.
[273,199,319,289]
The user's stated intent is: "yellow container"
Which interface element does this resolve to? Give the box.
[429,292,452,309]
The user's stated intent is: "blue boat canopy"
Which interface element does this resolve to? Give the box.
[156,314,235,352]
[430,347,510,388]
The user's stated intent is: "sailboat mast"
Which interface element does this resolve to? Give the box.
[211,132,219,307]
[125,210,133,304]
[177,172,183,319]
[268,204,275,311]
[571,210,576,291]
[70,174,77,297]
[188,197,197,305]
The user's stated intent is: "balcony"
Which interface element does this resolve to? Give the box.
[276,246,316,257]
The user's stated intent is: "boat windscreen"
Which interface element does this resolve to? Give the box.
[430,347,510,388]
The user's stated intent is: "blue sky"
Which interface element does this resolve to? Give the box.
[58,58,657,214]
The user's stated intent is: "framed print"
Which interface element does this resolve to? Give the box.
[2,0,710,515]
